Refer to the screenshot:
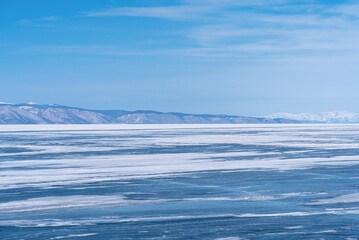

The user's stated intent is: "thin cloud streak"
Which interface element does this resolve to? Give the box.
[18,16,61,27]
[26,1,359,61]
[330,3,359,17]
[84,6,214,20]
[83,0,294,20]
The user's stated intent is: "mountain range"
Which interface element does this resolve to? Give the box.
[0,103,298,124]
[267,111,359,123]
[1,102,356,124]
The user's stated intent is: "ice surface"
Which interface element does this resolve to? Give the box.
[2,124,359,239]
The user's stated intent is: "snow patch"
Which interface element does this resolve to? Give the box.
[309,192,359,205]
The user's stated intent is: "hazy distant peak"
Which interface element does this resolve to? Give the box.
[267,111,359,123]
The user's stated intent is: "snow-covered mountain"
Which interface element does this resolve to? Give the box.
[0,103,298,124]
[267,111,359,123]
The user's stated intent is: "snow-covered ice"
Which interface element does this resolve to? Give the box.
[2,124,359,239]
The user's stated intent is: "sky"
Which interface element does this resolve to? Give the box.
[2,0,359,116]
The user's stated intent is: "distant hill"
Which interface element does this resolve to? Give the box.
[267,111,359,123]
[0,103,298,124]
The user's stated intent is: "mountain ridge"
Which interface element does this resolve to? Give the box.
[267,111,359,123]
[0,103,298,124]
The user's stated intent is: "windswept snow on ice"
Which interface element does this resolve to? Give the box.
[3,124,359,239]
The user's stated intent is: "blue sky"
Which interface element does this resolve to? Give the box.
[2,0,359,116]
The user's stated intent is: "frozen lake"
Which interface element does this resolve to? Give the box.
[2,124,359,239]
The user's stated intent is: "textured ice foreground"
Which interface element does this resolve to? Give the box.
[2,124,359,239]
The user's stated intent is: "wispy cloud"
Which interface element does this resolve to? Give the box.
[18,16,61,27]
[330,3,359,17]
[40,16,60,21]
[83,0,294,20]
[24,1,359,60]
[84,5,213,20]
[83,0,315,20]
